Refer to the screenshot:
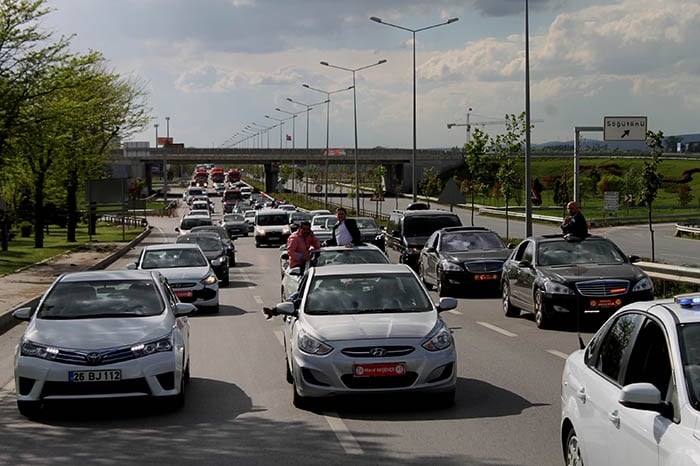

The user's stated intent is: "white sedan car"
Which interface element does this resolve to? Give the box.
[270,264,458,409]
[561,293,700,465]
[12,270,196,418]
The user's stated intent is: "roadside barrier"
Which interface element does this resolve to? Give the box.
[675,223,700,237]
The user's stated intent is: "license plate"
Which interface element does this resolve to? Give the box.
[588,298,622,309]
[175,290,193,298]
[353,362,406,378]
[69,370,121,382]
[475,273,499,281]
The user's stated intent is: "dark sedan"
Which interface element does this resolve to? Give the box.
[418,226,512,297]
[501,234,654,329]
[176,232,230,286]
[190,225,236,267]
[219,213,249,238]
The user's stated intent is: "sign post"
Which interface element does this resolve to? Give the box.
[603,116,647,141]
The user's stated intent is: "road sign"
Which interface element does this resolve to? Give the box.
[604,191,619,213]
[603,116,647,141]
[370,195,385,202]
[314,184,323,193]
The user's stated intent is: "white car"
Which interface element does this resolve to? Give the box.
[12,270,195,418]
[270,264,458,409]
[561,293,700,465]
[128,243,220,313]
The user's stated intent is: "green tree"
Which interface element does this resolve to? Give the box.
[278,164,292,185]
[641,130,664,261]
[464,127,490,225]
[677,184,693,207]
[420,167,442,199]
[621,166,642,206]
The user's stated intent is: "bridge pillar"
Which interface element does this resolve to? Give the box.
[263,163,280,193]
[382,163,402,195]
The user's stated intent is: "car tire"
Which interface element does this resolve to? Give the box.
[230,255,236,267]
[184,359,191,384]
[534,288,550,329]
[292,384,313,410]
[162,373,186,411]
[502,282,520,317]
[437,274,451,297]
[255,242,261,248]
[564,427,583,466]
[17,400,41,418]
[285,357,294,384]
[419,264,432,290]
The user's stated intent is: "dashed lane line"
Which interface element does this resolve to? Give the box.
[447,309,462,315]
[477,321,518,337]
[547,349,571,360]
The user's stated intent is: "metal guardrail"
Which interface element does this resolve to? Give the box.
[100,214,149,228]
[636,261,700,286]
[675,223,700,237]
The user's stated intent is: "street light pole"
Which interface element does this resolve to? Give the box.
[320,59,387,214]
[302,83,354,209]
[164,116,170,204]
[370,16,458,203]
[524,0,533,237]
[265,114,291,149]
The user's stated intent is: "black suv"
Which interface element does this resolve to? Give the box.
[383,209,462,270]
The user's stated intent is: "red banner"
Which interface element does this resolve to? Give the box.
[157,137,173,145]
[286,134,292,141]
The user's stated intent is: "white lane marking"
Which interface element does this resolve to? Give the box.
[253,295,263,305]
[547,349,571,360]
[447,309,462,315]
[477,321,518,337]
[324,414,364,455]
[271,331,363,455]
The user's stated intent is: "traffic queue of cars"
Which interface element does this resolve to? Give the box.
[14,186,696,465]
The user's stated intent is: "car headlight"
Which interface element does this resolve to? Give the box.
[440,260,462,272]
[218,255,227,264]
[406,247,420,255]
[543,278,575,295]
[282,226,291,235]
[297,328,333,355]
[20,339,59,360]
[131,333,174,357]
[256,227,266,235]
[633,276,653,292]
[201,272,218,285]
[422,320,453,351]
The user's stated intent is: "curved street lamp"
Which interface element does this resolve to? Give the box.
[302,83,354,208]
[370,15,458,203]
[320,59,387,213]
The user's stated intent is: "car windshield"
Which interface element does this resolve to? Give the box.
[257,214,289,226]
[191,226,228,241]
[312,216,334,228]
[680,323,700,409]
[290,212,311,222]
[324,218,339,228]
[537,239,627,266]
[441,231,505,252]
[177,236,222,252]
[141,248,209,269]
[180,217,212,230]
[310,249,389,266]
[224,214,245,222]
[304,273,432,315]
[355,218,378,229]
[38,280,164,319]
[403,216,461,237]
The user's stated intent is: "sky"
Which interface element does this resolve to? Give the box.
[41,0,700,150]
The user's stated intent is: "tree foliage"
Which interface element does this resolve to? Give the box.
[464,127,490,225]
[642,130,664,261]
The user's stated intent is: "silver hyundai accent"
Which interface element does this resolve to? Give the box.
[271,263,458,408]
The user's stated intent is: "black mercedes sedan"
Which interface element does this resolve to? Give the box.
[418,226,512,297]
[501,235,654,329]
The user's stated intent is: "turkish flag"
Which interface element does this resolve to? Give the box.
[286,134,292,141]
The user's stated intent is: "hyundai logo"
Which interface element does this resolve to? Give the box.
[369,347,386,357]
[85,352,103,365]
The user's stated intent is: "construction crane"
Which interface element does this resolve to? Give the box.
[447,116,544,144]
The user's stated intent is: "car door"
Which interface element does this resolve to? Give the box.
[420,231,440,285]
[508,240,536,308]
[575,312,645,465]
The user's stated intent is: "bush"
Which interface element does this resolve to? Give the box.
[19,221,32,238]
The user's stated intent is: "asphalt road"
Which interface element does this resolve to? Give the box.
[0,203,593,465]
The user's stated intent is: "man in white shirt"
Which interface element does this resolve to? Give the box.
[323,207,362,247]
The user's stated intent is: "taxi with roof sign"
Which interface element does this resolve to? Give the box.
[561,293,700,466]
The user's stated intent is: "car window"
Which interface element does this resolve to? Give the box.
[38,280,164,319]
[304,274,431,315]
[177,236,221,251]
[623,317,673,400]
[403,215,461,237]
[310,249,390,266]
[142,248,209,268]
[521,242,534,263]
[426,231,439,249]
[538,239,626,266]
[355,218,378,229]
[680,323,700,409]
[257,214,289,226]
[594,312,644,384]
[224,214,245,222]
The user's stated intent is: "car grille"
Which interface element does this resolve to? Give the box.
[53,346,137,366]
[341,346,415,358]
[463,261,504,273]
[576,279,630,297]
[41,378,151,397]
[341,373,418,389]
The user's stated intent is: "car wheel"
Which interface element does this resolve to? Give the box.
[230,255,236,267]
[564,427,583,466]
[17,400,41,418]
[222,272,230,287]
[285,357,294,384]
[437,274,451,297]
[502,282,520,317]
[534,288,550,329]
[293,384,313,410]
[163,373,186,411]
[419,264,432,290]
[255,242,261,248]
[184,359,191,384]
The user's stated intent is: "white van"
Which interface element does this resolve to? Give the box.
[254,209,291,247]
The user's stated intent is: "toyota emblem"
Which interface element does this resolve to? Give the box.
[85,352,103,365]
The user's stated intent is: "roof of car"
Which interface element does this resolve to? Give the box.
[58,270,157,283]
[621,293,700,325]
[393,209,460,217]
[143,243,202,251]
[310,263,414,277]
[440,226,492,233]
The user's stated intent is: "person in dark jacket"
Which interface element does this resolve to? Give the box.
[323,207,362,247]
[561,201,588,238]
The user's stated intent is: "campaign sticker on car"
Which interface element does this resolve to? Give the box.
[475,273,499,281]
[69,370,121,382]
[175,290,193,298]
[353,362,406,377]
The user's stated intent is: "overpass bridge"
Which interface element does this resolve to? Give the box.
[110,145,466,194]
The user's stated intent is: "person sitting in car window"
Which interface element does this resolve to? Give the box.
[561,201,588,239]
[323,207,362,248]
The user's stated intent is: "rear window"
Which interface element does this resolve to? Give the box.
[404,215,461,237]
[180,217,213,230]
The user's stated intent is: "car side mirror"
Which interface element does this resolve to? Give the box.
[629,255,640,263]
[12,307,32,321]
[174,302,197,316]
[126,263,137,270]
[518,259,532,268]
[391,230,401,238]
[424,246,436,253]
